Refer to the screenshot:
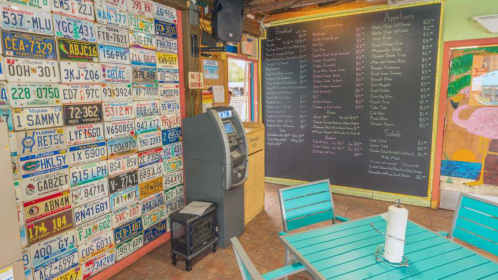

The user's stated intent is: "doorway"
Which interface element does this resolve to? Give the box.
[227,57,258,122]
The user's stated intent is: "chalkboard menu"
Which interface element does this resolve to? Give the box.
[262,3,442,197]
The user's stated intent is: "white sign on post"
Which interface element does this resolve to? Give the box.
[188,72,203,89]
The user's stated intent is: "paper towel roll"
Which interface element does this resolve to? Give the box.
[383,204,409,263]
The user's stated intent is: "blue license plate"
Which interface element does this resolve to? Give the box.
[0,106,13,131]
[157,68,179,84]
[114,217,143,245]
[154,19,177,38]
[144,219,167,245]
[2,32,56,59]
[107,136,137,157]
[141,192,165,214]
[162,127,182,145]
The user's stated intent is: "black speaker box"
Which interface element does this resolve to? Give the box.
[212,0,245,42]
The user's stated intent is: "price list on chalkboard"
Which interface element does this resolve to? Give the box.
[262,3,442,197]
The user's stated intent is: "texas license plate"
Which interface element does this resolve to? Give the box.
[140,192,164,214]
[162,127,182,145]
[0,106,13,131]
[156,36,177,53]
[57,38,98,62]
[107,136,137,157]
[132,67,157,83]
[70,160,108,186]
[142,205,165,229]
[33,248,78,280]
[133,84,158,100]
[75,213,111,245]
[103,102,134,121]
[65,123,104,145]
[108,153,138,176]
[96,24,129,47]
[21,168,69,202]
[156,52,178,68]
[54,266,82,280]
[129,30,156,50]
[52,0,95,21]
[63,103,103,125]
[128,13,154,33]
[114,217,142,244]
[73,196,110,226]
[7,83,60,108]
[164,156,183,174]
[158,68,179,83]
[60,62,101,84]
[159,84,180,99]
[112,203,141,228]
[139,176,163,199]
[116,234,143,261]
[3,0,51,10]
[78,230,114,263]
[81,248,115,280]
[160,114,181,130]
[138,130,162,151]
[104,119,135,139]
[0,4,53,35]
[68,141,107,166]
[135,100,159,117]
[23,190,71,224]
[95,4,128,28]
[54,14,96,42]
[135,116,161,134]
[16,127,65,156]
[154,20,177,38]
[60,84,101,104]
[143,219,167,245]
[108,170,138,194]
[99,45,130,64]
[138,162,162,183]
[164,184,183,201]
[127,0,153,17]
[138,147,162,168]
[30,229,77,267]
[71,179,108,208]
[130,48,156,67]
[27,210,74,245]
[163,142,182,160]
[110,185,139,211]
[163,170,183,189]
[101,83,132,102]
[160,99,180,115]
[101,63,132,83]
[154,3,177,23]
[2,32,56,59]
[94,0,127,10]
[19,149,68,178]
[6,58,60,83]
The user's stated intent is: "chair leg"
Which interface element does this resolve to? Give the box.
[284,249,291,280]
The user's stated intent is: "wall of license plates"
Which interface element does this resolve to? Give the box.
[0,0,186,279]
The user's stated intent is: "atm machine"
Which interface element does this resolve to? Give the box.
[183,106,248,248]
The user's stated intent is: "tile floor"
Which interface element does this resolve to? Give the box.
[110,183,497,280]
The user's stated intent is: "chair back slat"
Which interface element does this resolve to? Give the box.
[231,238,264,280]
[287,210,334,232]
[285,201,333,221]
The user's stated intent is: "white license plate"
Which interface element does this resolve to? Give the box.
[0,83,8,106]
[135,100,159,117]
[130,48,156,67]
[142,205,166,229]
[52,0,95,21]
[164,184,183,201]
[132,67,157,83]
[95,4,128,28]
[164,156,183,174]
[160,114,181,130]
[78,230,114,263]
[96,24,129,47]
[71,178,109,207]
[116,234,143,261]
[127,0,153,17]
[30,229,77,267]
[99,45,130,64]
[154,3,177,23]
[140,192,164,214]
[165,197,184,216]
[3,0,51,10]
[110,185,139,211]
[164,170,183,189]
[68,141,107,166]
[129,30,156,50]
[13,107,63,131]
[82,248,115,280]
[107,136,137,158]
[101,63,132,83]
[104,119,135,139]
[163,142,182,160]
[7,83,60,107]
[60,62,101,84]
[94,0,127,10]
[159,84,180,99]
[16,128,66,156]
[138,162,162,183]
[160,99,180,115]
[66,123,104,145]
[54,14,96,42]
[112,203,141,228]
[101,83,132,102]
[138,147,162,168]
[103,102,134,121]
[128,13,154,33]
[156,37,177,53]
[73,196,110,226]
[20,168,69,202]
[33,248,79,280]
[156,52,178,68]
[0,4,53,35]
[133,83,158,100]
[60,84,101,104]
[6,58,60,83]
[75,213,112,245]
[135,116,161,134]
[70,161,108,186]
[108,153,138,176]
[137,131,162,151]
[158,68,179,84]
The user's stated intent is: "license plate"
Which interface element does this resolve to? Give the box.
[138,162,162,183]
[137,130,161,151]
[57,38,98,62]
[164,156,183,174]
[130,48,156,67]
[107,136,137,157]
[128,13,154,33]
[140,192,164,214]
[162,127,182,145]
[116,234,143,261]
[30,229,77,267]
[101,83,132,102]
[129,30,156,50]
[81,248,115,280]
[99,45,130,64]
[127,0,153,17]
[23,190,71,223]
[12,155,20,179]
[156,52,178,68]
[143,219,167,245]
[94,0,127,10]
[138,176,163,199]
[108,170,138,194]
[0,4,53,35]
[3,0,51,10]
[19,149,68,178]
[160,114,181,130]
[95,4,128,28]
[101,63,132,83]
[132,67,157,83]
[158,68,179,84]
[163,142,182,160]
[20,168,69,202]
[154,3,177,23]
[66,123,104,145]
[54,14,95,42]
[71,179,108,207]
[111,203,140,228]
[164,184,183,201]
[159,84,180,99]
[3,32,56,59]
[68,142,107,166]
[0,106,13,131]
[8,83,61,108]
[14,179,22,203]
[135,100,159,117]
[96,24,129,47]
[114,217,142,244]
[63,103,103,125]
[104,119,135,139]
[110,185,139,211]
[154,20,177,38]
[135,116,161,134]
[73,197,110,226]
[33,248,78,280]
[54,266,82,280]
[0,83,7,106]
[165,197,184,216]
[142,205,165,229]
[163,170,183,189]
[133,83,158,100]
[138,147,162,168]
[27,210,74,245]
[70,161,108,186]
[156,37,177,53]
[160,99,180,115]
[9,132,17,156]
[60,61,101,84]
[52,0,95,21]
[13,106,63,131]
[78,230,114,263]
[6,58,60,82]
[103,102,134,121]
[60,84,101,104]
[75,213,111,245]
[23,247,31,272]
[108,153,138,176]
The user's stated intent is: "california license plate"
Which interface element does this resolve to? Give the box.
[96,24,129,47]
[154,3,177,23]
[158,68,179,83]
[2,32,56,59]
[73,196,110,226]
[159,84,180,99]
[133,84,158,100]
[132,67,157,83]
[127,0,153,17]
[138,147,162,168]
[110,185,139,211]
[164,184,183,201]
[107,136,137,157]
[104,119,135,139]
[33,248,78,280]
[60,84,101,104]
[8,83,60,108]
[65,123,104,145]
[99,45,130,64]
[81,248,115,280]
[13,107,63,131]
[130,48,156,67]
[143,219,166,245]
[142,205,165,229]
[71,179,108,208]
[21,168,69,202]
[162,127,182,145]
[68,141,107,166]
[164,156,183,174]
[135,116,161,134]
[108,170,138,194]
[75,213,111,245]
[138,176,163,199]
[114,217,142,244]
[154,20,177,38]
[63,103,103,125]
[137,130,161,151]
[156,52,178,68]
[27,209,74,245]
[60,62,101,84]
[116,234,143,261]
[53,266,82,280]
[101,83,132,102]
[101,63,132,83]
[30,229,77,267]
[0,4,53,35]
[135,100,159,117]
[163,142,182,160]
[52,0,95,21]
[3,0,51,10]
[19,149,68,178]
[103,102,134,121]
[140,192,164,214]
[6,58,60,83]
[70,160,108,186]
[78,230,114,263]
[138,162,162,183]
[156,36,177,53]
[95,4,128,28]
[129,30,156,50]
[112,203,141,229]
[160,99,180,115]
[108,153,138,176]
[54,14,96,42]
[160,114,181,130]
[57,38,98,62]
[94,0,127,10]
[23,190,71,223]
[128,13,154,33]
[163,170,183,189]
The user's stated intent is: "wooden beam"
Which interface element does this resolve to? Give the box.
[248,0,341,14]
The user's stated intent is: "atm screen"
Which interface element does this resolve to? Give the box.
[218,110,232,119]
[224,122,234,134]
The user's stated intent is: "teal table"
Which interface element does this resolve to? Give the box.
[280,215,498,279]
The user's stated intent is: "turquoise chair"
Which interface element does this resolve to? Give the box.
[439,193,498,256]
[231,237,305,280]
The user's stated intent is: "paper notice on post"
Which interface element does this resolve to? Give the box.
[179,201,212,216]
[213,86,225,103]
